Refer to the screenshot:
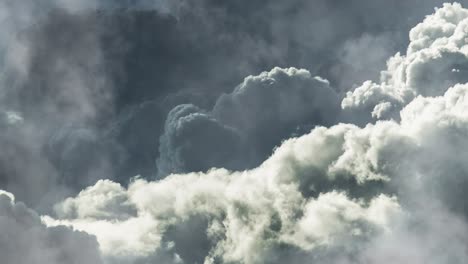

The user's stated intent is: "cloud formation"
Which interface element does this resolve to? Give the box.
[0,0,454,208]
[0,191,103,264]
[2,1,468,264]
[41,3,468,263]
[157,67,340,176]
[343,2,468,123]
[46,83,468,263]
[49,83,468,264]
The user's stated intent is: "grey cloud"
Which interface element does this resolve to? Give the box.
[45,126,123,190]
[157,67,340,176]
[0,191,103,264]
[157,104,243,176]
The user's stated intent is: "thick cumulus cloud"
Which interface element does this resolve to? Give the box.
[0,191,103,264]
[3,1,468,264]
[0,0,456,208]
[158,0,468,176]
[47,84,468,264]
[343,2,468,123]
[46,178,401,263]
[157,67,340,176]
[157,104,243,176]
[40,3,468,264]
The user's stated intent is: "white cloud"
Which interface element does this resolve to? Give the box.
[343,2,468,122]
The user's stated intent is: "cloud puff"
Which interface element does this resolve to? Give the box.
[46,126,123,189]
[157,67,340,176]
[0,191,103,264]
[46,179,400,263]
[157,104,243,176]
[342,2,468,123]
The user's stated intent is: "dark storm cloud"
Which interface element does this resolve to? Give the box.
[103,0,452,180]
[157,67,340,176]
[157,104,243,176]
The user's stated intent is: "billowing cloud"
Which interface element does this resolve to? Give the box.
[342,2,468,123]
[0,191,103,264]
[157,104,243,176]
[41,3,468,264]
[2,1,468,264]
[47,82,468,264]
[157,67,340,176]
[0,0,455,208]
[46,179,401,263]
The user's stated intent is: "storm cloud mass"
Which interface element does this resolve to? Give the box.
[1,0,468,263]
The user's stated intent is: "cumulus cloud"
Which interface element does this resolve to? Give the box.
[46,178,400,263]
[3,1,468,264]
[157,67,340,176]
[47,82,468,264]
[342,2,468,123]
[0,191,103,264]
[40,3,468,263]
[157,104,243,176]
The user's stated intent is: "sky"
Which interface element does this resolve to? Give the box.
[1,0,468,263]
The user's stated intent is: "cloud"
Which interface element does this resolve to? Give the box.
[157,67,340,176]
[41,4,468,263]
[342,2,468,123]
[46,82,468,264]
[46,179,400,263]
[157,104,243,176]
[0,0,454,208]
[2,2,468,264]
[45,126,123,190]
[0,5,119,207]
[0,191,103,264]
